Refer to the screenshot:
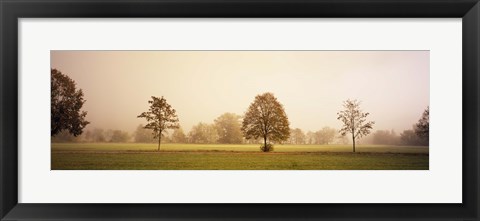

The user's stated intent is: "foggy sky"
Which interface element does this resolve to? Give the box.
[51,51,429,134]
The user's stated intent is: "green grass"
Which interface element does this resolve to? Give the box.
[51,143,429,170]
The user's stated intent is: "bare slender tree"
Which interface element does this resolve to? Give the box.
[337,99,375,152]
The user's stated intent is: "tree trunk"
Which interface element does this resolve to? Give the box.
[352,134,356,153]
[264,136,267,152]
[158,132,162,151]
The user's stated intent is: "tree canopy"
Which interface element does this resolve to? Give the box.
[337,99,375,152]
[400,129,425,146]
[137,96,180,151]
[133,124,156,143]
[214,113,243,144]
[415,106,429,145]
[171,127,187,143]
[241,92,290,152]
[288,128,306,144]
[316,127,337,145]
[188,122,218,144]
[109,130,130,142]
[372,130,399,145]
[51,68,89,137]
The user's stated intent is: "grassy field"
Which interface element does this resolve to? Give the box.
[51,143,428,170]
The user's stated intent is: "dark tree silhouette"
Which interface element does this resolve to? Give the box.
[241,92,290,152]
[137,96,179,151]
[415,106,429,145]
[51,69,89,137]
[337,99,375,152]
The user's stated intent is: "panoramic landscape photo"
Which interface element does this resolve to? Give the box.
[51,50,429,170]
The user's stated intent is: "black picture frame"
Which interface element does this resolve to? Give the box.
[1,0,479,220]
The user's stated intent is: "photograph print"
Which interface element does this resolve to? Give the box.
[51,51,429,170]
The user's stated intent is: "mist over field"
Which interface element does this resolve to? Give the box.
[51,51,429,135]
[51,50,429,170]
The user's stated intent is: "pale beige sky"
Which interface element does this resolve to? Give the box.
[51,51,429,134]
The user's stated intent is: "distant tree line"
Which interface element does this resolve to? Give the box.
[52,128,131,143]
[285,127,347,145]
[359,107,429,146]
